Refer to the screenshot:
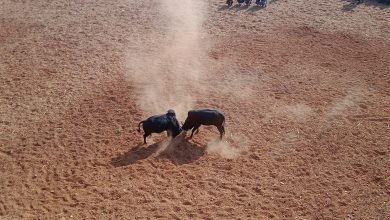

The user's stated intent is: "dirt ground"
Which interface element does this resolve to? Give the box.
[0,0,389,219]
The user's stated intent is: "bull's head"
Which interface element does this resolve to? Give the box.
[167,109,176,116]
[181,120,192,131]
[171,124,182,137]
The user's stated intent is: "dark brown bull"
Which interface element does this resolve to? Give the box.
[181,109,225,139]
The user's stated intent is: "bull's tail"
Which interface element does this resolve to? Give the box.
[221,116,226,135]
[137,121,144,133]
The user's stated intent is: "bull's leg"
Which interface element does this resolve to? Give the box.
[190,125,200,139]
[227,0,233,6]
[143,133,151,144]
[217,125,225,140]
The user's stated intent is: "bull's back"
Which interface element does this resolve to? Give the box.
[143,114,170,133]
[188,109,224,125]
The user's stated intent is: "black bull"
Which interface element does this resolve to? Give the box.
[182,109,225,139]
[137,110,182,144]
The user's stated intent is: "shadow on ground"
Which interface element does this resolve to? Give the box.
[341,0,389,12]
[157,136,206,165]
[111,135,206,166]
[111,142,161,167]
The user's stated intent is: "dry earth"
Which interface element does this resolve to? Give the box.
[0,0,389,219]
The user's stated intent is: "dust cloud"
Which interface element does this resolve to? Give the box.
[125,0,207,121]
[155,133,187,155]
[207,133,250,159]
[125,1,255,159]
[326,89,364,118]
[265,103,313,122]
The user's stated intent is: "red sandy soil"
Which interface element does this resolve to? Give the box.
[1,0,389,219]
